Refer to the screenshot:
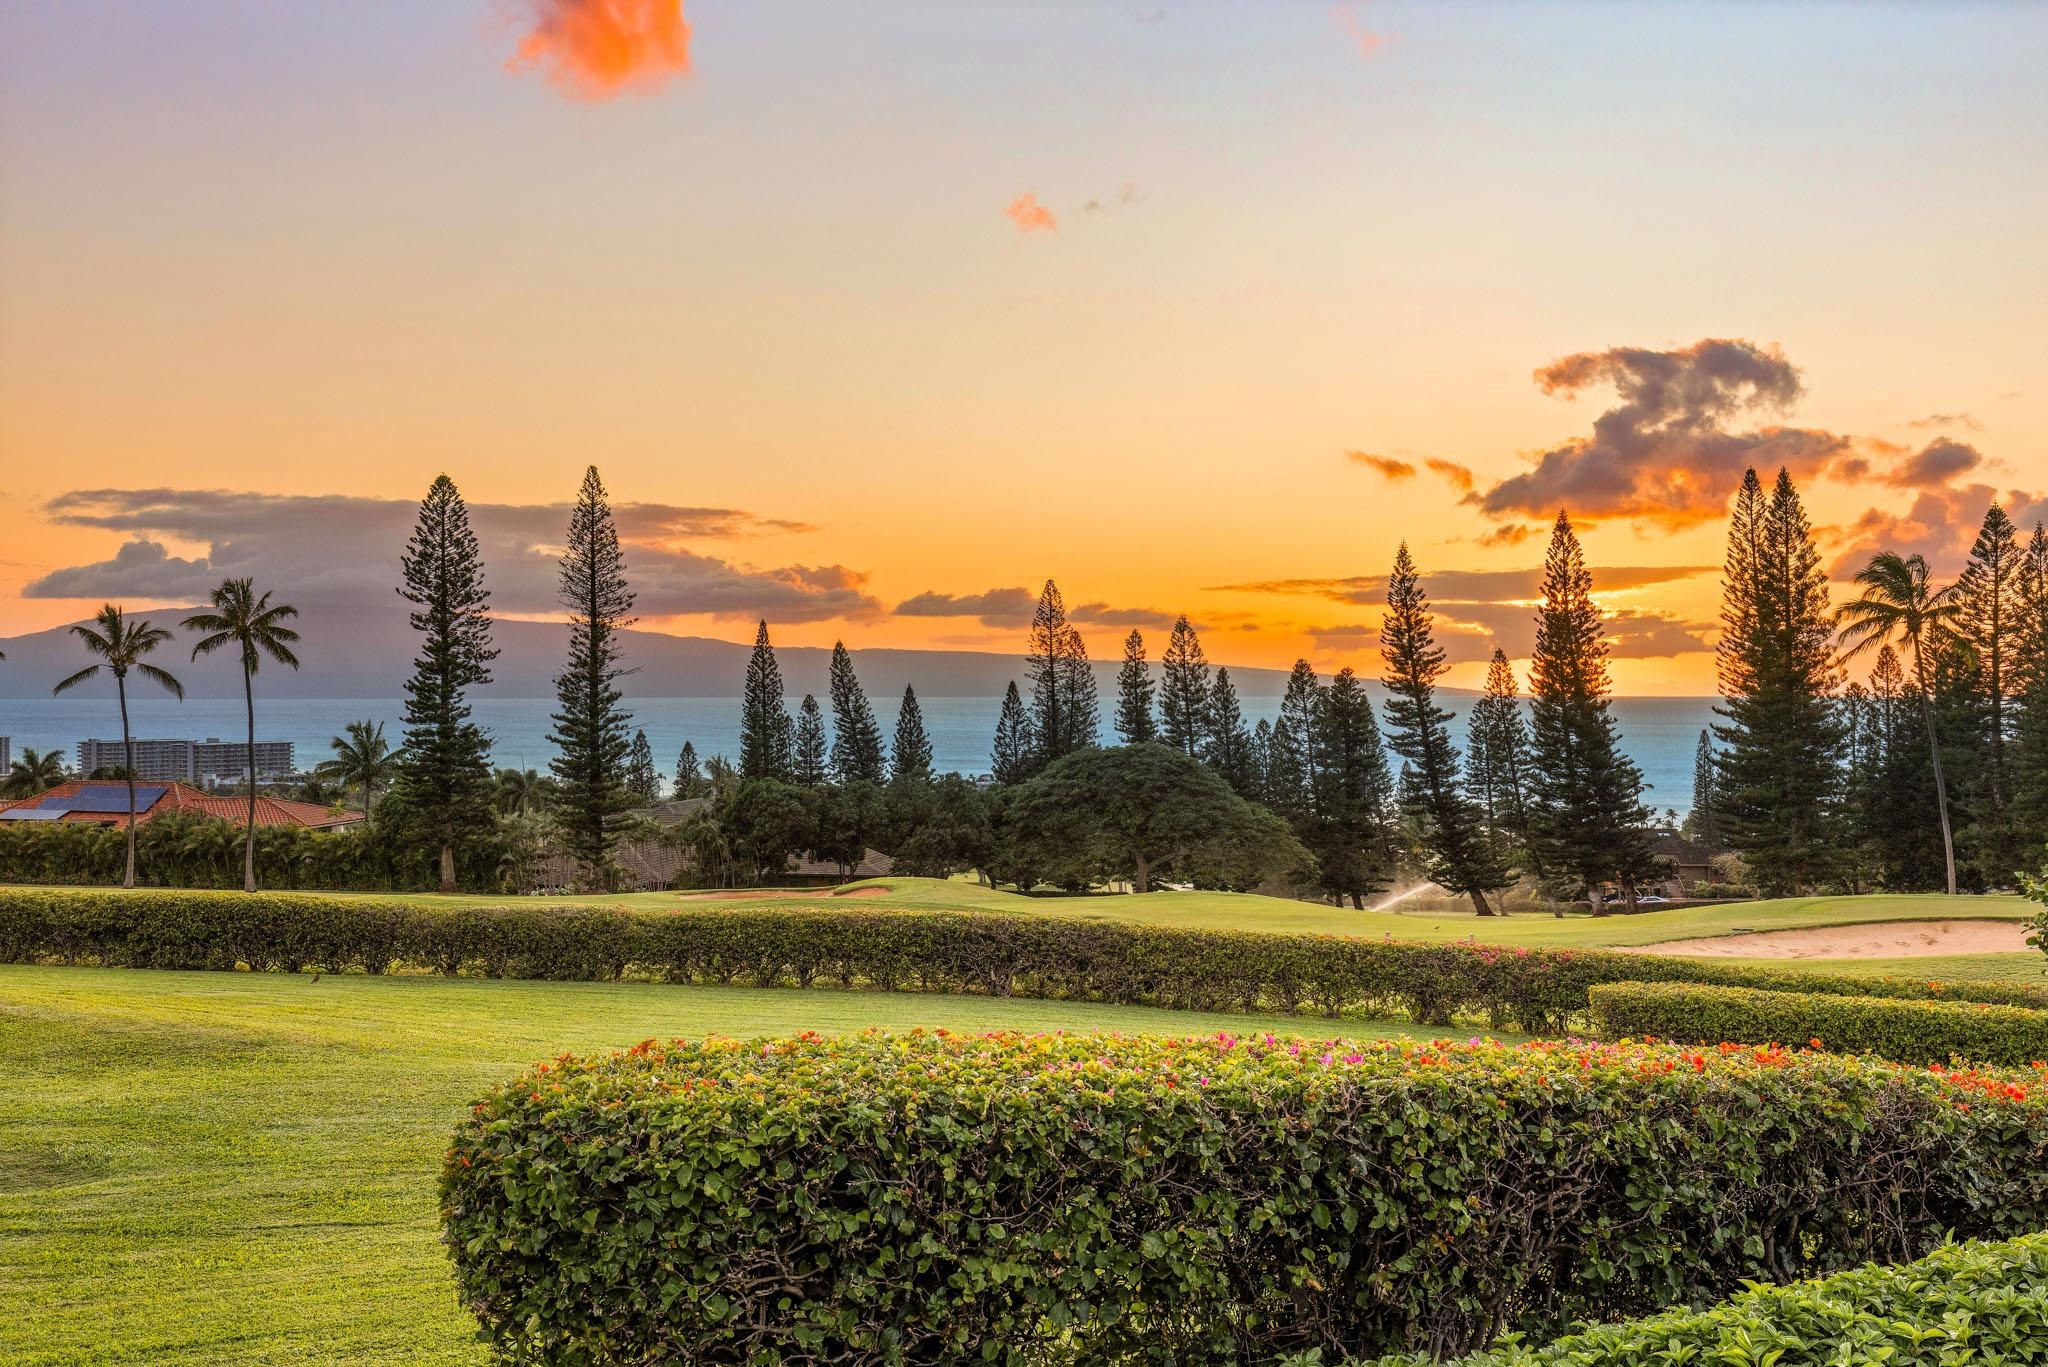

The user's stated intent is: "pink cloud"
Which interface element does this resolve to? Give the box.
[508,0,692,102]
[1006,193,1058,234]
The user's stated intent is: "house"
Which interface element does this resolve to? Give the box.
[1647,834,1731,897]
[0,779,363,831]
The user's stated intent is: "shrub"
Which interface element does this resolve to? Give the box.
[2,887,2044,1028]
[1590,980,2048,1067]
[1356,1232,2048,1366]
[441,1031,2048,1365]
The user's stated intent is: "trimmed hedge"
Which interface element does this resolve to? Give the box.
[1591,979,2048,1067]
[1356,1232,2048,1365]
[2,886,2044,1030]
[442,1031,2048,1365]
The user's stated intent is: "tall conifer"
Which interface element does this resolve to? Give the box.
[1205,667,1257,795]
[1160,615,1211,758]
[547,465,638,889]
[1268,659,1320,818]
[792,695,829,786]
[1114,629,1158,743]
[1687,729,1721,845]
[1307,667,1395,907]
[740,620,792,781]
[394,474,499,894]
[990,681,1033,784]
[626,728,661,803]
[1955,504,2028,877]
[892,686,934,784]
[1525,512,1655,913]
[826,642,887,784]
[1379,545,1508,913]
[1024,581,1096,765]
[674,740,705,799]
[1712,469,1844,894]
[1467,647,1531,872]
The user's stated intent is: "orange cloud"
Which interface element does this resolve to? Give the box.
[1332,4,1389,59]
[1006,193,1058,234]
[508,0,693,102]
[1424,457,1475,492]
[1347,451,1415,480]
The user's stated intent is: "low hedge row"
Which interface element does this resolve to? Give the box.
[1355,1232,2048,1366]
[442,1031,2048,1365]
[1591,979,2048,1067]
[2,887,2043,1030]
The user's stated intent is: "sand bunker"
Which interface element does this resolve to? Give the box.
[1643,919,2031,960]
[671,884,893,902]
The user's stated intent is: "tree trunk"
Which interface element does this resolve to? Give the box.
[119,677,137,890]
[439,839,457,895]
[1587,884,1606,917]
[1350,891,1363,910]
[242,661,258,894]
[1132,851,1150,893]
[1468,888,1496,916]
[1919,691,1958,896]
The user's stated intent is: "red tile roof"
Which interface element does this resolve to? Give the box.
[0,780,362,831]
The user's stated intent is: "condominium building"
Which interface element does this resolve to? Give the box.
[0,736,10,772]
[73,737,297,784]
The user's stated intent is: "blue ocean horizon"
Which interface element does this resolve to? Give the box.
[0,694,1717,815]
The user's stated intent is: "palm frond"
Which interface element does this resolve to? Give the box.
[51,664,101,695]
[136,662,186,700]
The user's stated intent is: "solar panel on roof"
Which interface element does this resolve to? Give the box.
[51,786,168,814]
[0,808,67,821]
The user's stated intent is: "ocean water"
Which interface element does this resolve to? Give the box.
[0,694,1716,814]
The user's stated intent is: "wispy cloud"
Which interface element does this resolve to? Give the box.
[507,0,693,102]
[1331,3,1389,59]
[1347,451,1416,481]
[1207,564,1717,605]
[1906,412,1982,431]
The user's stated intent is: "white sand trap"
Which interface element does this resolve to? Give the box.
[1643,919,2032,960]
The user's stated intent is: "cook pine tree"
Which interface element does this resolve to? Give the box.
[892,685,934,784]
[990,681,1034,784]
[1024,580,1097,767]
[1114,629,1158,743]
[547,465,639,890]
[1711,469,1844,895]
[1159,615,1211,759]
[827,642,888,784]
[393,474,500,894]
[1379,544,1509,913]
[792,695,830,786]
[1525,512,1655,914]
[740,620,792,781]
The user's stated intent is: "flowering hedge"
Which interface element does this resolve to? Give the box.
[1355,1232,2048,1366]
[2,887,2043,1029]
[1591,979,2048,1067]
[441,1030,2048,1365]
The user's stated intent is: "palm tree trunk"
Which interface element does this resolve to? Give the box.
[119,676,137,890]
[1918,690,1958,896]
[243,660,258,894]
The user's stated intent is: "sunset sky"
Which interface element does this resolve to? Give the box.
[2,1,2043,693]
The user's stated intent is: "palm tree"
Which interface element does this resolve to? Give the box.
[2,747,68,798]
[1835,551,1964,895]
[316,720,399,825]
[185,579,300,893]
[493,766,549,817]
[52,605,185,889]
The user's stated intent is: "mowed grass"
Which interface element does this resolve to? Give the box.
[0,968,1431,1367]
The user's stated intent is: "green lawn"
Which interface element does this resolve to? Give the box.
[0,968,1428,1366]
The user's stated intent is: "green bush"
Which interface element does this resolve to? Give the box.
[441,1031,2048,1365]
[1590,979,2048,1067]
[1357,1232,2048,1365]
[3,887,2044,1028]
